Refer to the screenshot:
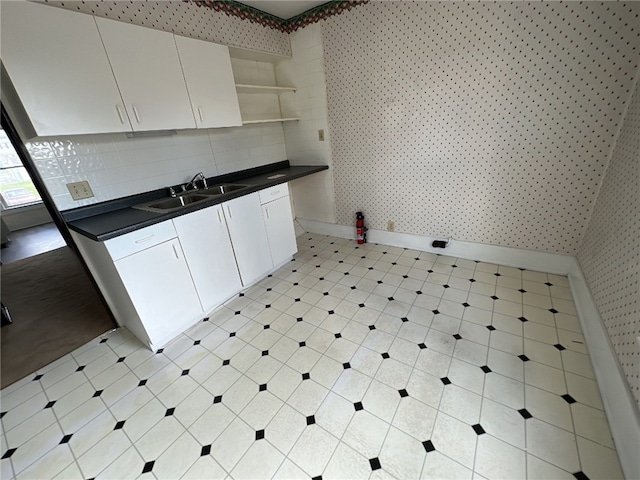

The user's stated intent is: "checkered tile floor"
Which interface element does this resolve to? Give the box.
[0,234,623,479]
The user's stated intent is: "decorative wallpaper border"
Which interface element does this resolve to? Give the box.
[187,0,369,33]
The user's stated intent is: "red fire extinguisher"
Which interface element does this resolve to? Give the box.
[356,211,367,244]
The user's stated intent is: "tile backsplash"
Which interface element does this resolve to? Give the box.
[27,124,286,211]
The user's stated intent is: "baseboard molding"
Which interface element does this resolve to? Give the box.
[297,219,575,274]
[297,218,639,479]
[568,261,640,480]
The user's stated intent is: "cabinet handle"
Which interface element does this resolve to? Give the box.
[172,244,180,260]
[217,209,222,223]
[132,106,141,124]
[115,105,125,124]
[265,207,270,219]
[271,190,280,196]
[198,107,204,123]
[134,235,155,244]
[227,207,232,219]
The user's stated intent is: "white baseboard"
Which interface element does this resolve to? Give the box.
[568,261,640,480]
[297,219,575,274]
[297,218,640,479]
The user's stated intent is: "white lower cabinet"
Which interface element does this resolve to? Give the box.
[72,186,299,350]
[223,192,274,286]
[173,204,242,313]
[114,238,203,345]
[71,222,204,350]
[262,195,298,266]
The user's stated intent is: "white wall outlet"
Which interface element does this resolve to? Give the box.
[387,220,395,232]
[318,129,325,141]
[67,180,94,200]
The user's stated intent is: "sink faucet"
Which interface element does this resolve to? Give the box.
[186,172,208,191]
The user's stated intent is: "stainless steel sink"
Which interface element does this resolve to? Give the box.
[133,193,211,213]
[199,184,250,196]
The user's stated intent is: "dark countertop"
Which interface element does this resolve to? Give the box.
[64,161,328,241]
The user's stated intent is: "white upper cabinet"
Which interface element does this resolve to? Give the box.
[174,35,242,129]
[95,16,196,131]
[0,1,132,136]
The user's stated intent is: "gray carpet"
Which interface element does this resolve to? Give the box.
[1,246,115,388]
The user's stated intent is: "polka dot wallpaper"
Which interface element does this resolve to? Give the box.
[43,0,291,56]
[322,1,640,255]
[579,74,640,406]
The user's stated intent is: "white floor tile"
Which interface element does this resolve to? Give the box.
[210,417,254,472]
[421,451,473,480]
[0,235,622,480]
[323,441,371,480]
[379,426,426,479]
[526,418,580,472]
[342,410,389,459]
[526,454,574,480]
[151,431,201,480]
[14,445,74,480]
[406,369,444,409]
[77,430,131,478]
[431,413,477,469]
[287,425,339,477]
[180,455,226,480]
[439,384,482,425]
[231,440,285,480]
[576,436,624,480]
[479,398,525,449]
[474,434,526,480]
[392,396,437,441]
[265,403,306,454]
[239,391,283,430]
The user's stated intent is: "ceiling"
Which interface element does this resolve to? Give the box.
[239,1,329,20]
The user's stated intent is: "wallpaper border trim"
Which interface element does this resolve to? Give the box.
[298,219,640,480]
[186,0,369,33]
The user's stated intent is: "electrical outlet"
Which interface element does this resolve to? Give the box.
[387,220,395,232]
[318,129,325,141]
[67,180,94,200]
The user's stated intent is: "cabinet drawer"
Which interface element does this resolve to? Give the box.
[259,183,289,204]
[105,221,177,261]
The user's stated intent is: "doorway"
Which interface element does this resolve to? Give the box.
[0,107,115,389]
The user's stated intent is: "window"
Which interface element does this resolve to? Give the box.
[0,129,41,209]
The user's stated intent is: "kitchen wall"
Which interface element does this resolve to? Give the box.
[578,74,640,406]
[26,125,286,211]
[277,24,337,224]
[322,1,640,255]
[44,0,290,56]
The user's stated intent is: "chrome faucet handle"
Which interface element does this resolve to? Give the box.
[168,186,177,198]
[201,176,208,189]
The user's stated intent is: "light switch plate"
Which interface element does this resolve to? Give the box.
[67,180,94,200]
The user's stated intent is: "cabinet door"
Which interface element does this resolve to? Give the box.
[95,17,196,131]
[114,239,203,345]
[174,36,242,128]
[223,193,273,286]
[263,196,298,266]
[0,2,131,136]
[173,205,242,313]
